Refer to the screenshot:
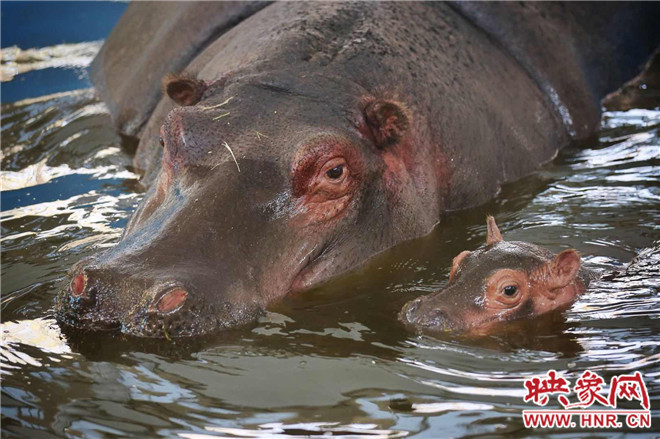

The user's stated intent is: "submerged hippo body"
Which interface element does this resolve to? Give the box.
[400,217,596,334]
[56,2,660,337]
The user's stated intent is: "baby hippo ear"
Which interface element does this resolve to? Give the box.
[363,99,410,148]
[163,73,206,106]
[548,249,581,290]
[449,250,471,282]
[486,215,503,245]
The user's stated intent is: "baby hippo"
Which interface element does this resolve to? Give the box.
[400,216,595,334]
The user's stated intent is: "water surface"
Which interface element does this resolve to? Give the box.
[1,4,659,438]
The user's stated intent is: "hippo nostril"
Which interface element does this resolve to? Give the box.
[407,298,421,313]
[425,308,450,327]
[152,287,188,315]
[402,298,423,323]
[70,273,87,298]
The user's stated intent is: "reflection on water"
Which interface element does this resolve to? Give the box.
[182,423,409,438]
[1,69,660,439]
[0,41,102,83]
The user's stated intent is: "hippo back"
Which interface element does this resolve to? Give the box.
[90,1,270,136]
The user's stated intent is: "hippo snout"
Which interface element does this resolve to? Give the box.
[400,297,423,323]
[56,251,264,337]
[56,259,195,337]
[399,296,455,333]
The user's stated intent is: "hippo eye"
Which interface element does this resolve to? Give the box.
[326,165,344,179]
[159,136,164,147]
[502,285,518,297]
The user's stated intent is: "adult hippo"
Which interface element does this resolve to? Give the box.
[56,2,660,337]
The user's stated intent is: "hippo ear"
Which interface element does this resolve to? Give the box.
[449,250,471,282]
[547,249,581,290]
[363,100,410,148]
[163,74,206,106]
[486,215,503,245]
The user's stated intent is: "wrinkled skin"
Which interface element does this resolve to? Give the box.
[56,2,660,337]
[400,217,595,334]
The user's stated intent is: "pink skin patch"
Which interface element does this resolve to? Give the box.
[289,135,364,226]
[155,288,188,314]
[71,274,86,298]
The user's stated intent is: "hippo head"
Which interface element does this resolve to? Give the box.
[400,217,593,335]
[56,71,446,337]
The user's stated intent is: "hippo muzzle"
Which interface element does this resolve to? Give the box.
[399,286,478,334]
[56,158,302,337]
[57,257,258,338]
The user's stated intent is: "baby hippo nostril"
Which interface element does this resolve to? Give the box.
[401,298,423,323]
[153,288,188,315]
[70,273,87,298]
[406,298,421,313]
[424,308,450,327]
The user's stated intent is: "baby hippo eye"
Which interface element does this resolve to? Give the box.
[502,285,518,297]
[159,136,164,147]
[326,165,344,179]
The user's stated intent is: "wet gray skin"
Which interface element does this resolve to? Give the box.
[400,218,597,334]
[55,2,660,337]
[55,74,420,337]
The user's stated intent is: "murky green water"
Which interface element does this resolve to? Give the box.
[2,9,660,438]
